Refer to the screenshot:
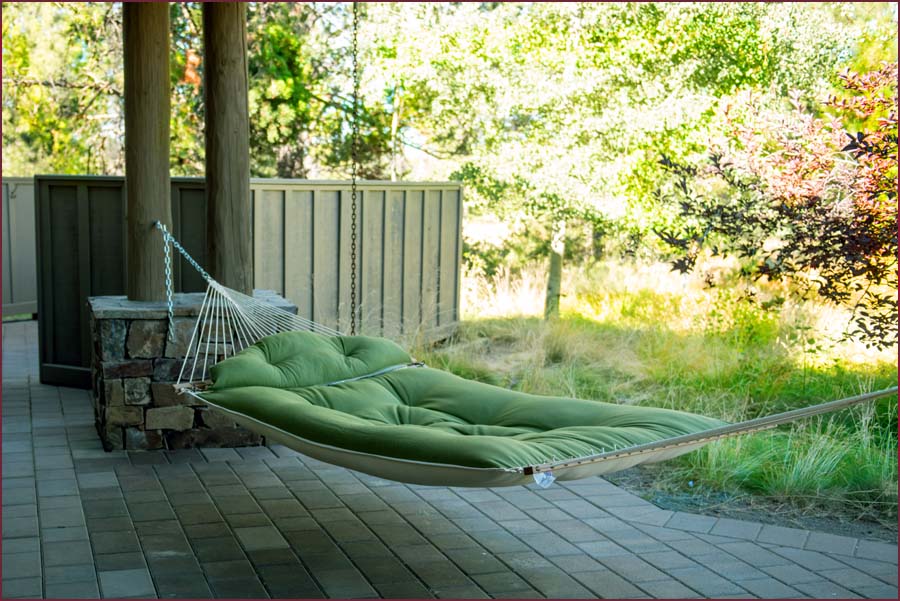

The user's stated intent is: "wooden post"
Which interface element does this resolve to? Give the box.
[124,2,171,301]
[203,2,253,294]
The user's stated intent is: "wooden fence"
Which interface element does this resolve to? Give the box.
[26,175,462,388]
[2,177,38,315]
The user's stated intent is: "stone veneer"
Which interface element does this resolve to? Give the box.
[88,290,297,451]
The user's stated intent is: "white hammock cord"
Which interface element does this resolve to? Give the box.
[154,222,342,387]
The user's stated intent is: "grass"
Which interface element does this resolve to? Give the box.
[413,258,898,523]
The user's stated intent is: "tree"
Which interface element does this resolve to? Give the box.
[2,2,124,175]
[246,2,393,179]
[3,2,394,179]
[657,63,898,348]
[365,2,856,316]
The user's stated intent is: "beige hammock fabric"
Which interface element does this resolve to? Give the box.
[156,223,898,488]
[187,385,893,488]
[174,279,896,488]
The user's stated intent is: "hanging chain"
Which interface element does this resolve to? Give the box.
[349,1,360,336]
[162,232,175,341]
[155,221,211,342]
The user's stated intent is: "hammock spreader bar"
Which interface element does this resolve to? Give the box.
[154,221,898,480]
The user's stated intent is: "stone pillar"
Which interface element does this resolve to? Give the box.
[88,291,295,451]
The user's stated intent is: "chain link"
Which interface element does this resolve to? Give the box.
[349,1,361,336]
[155,221,211,342]
[162,234,175,341]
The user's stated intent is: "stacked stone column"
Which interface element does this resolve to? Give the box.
[88,291,296,451]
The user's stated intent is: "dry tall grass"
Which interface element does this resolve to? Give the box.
[422,257,898,521]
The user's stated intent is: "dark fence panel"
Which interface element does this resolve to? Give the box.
[35,176,198,387]
[33,175,462,388]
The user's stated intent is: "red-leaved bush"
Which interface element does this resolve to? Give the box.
[657,63,898,348]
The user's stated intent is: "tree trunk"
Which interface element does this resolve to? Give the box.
[203,2,253,294]
[592,222,604,261]
[544,219,566,319]
[124,2,171,301]
[390,87,402,181]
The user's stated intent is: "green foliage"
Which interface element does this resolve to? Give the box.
[246,2,392,178]
[656,63,898,348]
[368,3,856,226]
[435,259,898,519]
[2,2,395,178]
[2,2,123,175]
[169,3,203,175]
[361,2,894,312]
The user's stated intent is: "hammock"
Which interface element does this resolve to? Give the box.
[156,223,897,488]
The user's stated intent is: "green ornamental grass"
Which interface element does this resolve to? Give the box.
[414,258,898,523]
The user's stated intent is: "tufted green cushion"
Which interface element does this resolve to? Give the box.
[201,331,725,470]
[209,331,412,390]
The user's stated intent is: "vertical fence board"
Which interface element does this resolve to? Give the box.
[76,185,92,367]
[402,190,424,336]
[89,185,126,296]
[14,182,38,309]
[2,179,39,314]
[173,180,190,289]
[360,190,384,335]
[2,183,11,307]
[438,189,461,328]
[382,190,405,338]
[284,189,314,323]
[176,185,207,293]
[421,190,441,331]
[36,179,54,378]
[337,188,353,333]
[254,188,285,295]
[47,185,81,366]
[312,190,340,331]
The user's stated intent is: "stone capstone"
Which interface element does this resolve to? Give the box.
[145,406,195,431]
[106,405,143,426]
[124,377,152,405]
[127,320,168,358]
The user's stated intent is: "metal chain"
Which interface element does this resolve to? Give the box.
[154,221,211,341]
[349,0,360,335]
[162,232,176,341]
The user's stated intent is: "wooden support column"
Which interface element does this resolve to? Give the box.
[203,2,253,294]
[124,2,172,301]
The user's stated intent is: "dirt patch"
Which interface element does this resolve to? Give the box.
[607,466,898,544]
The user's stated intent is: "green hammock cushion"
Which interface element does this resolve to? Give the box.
[201,331,725,471]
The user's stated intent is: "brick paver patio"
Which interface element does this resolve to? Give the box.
[2,320,897,599]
